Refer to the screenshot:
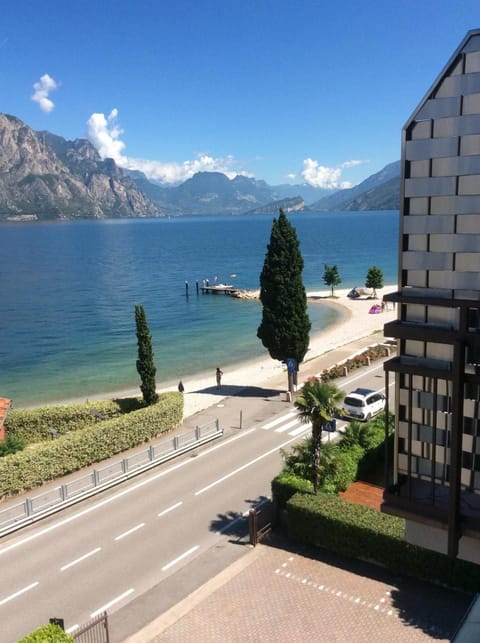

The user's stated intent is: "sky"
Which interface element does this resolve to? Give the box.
[2,1,480,190]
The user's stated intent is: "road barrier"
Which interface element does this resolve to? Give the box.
[0,419,222,537]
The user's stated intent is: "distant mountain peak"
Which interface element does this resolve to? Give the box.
[0,112,400,220]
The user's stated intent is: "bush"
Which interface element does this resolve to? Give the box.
[286,492,480,593]
[318,442,364,494]
[0,433,27,457]
[0,392,183,497]
[18,624,73,642]
[320,343,394,382]
[4,399,135,444]
[271,471,313,510]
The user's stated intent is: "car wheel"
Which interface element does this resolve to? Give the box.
[365,413,372,422]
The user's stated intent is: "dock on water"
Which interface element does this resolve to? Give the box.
[201,284,238,295]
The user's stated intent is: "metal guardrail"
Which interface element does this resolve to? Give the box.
[0,419,222,537]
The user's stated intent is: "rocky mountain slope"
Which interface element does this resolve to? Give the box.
[309,161,400,211]
[0,114,161,221]
[0,113,400,220]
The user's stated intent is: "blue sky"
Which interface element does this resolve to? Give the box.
[2,1,480,189]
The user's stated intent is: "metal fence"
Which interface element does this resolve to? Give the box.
[0,419,221,537]
[73,611,109,643]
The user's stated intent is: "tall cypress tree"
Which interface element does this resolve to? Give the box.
[257,209,311,374]
[135,304,159,406]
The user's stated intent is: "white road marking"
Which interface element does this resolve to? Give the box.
[115,523,145,541]
[0,429,255,556]
[161,545,199,572]
[60,547,101,571]
[90,588,134,617]
[274,417,303,433]
[261,411,297,429]
[195,433,307,495]
[288,424,311,437]
[158,501,183,517]
[0,581,39,606]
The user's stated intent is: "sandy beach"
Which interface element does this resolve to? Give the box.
[170,284,398,419]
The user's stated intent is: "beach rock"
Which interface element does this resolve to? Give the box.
[230,289,260,300]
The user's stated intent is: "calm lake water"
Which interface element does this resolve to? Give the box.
[0,211,399,406]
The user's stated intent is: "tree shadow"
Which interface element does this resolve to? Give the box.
[189,384,282,400]
[209,495,270,542]
[264,529,471,640]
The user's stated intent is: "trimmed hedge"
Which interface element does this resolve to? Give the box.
[4,399,138,444]
[0,392,183,497]
[271,471,313,508]
[287,492,480,593]
[18,624,73,642]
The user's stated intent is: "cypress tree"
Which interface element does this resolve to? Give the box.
[257,209,311,373]
[135,304,159,406]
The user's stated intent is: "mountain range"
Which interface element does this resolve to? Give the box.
[0,113,400,221]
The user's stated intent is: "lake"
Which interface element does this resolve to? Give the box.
[0,211,399,406]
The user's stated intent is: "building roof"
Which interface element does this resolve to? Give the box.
[404,28,480,130]
[0,398,11,427]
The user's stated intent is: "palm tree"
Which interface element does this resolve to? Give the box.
[295,377,344,492]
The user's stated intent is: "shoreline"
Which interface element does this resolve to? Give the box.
[52,284,397,419]
[179,284,397,418]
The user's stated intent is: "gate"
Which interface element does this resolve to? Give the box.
[73,611,110,643]
[249,501,275,546]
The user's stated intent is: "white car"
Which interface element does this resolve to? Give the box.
[342,388,386,422]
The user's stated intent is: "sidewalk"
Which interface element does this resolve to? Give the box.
[126,531,469,643]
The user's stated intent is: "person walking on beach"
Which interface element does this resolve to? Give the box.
[178,380,184,393]
[216,367,223,389]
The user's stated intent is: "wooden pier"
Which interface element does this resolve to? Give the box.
[201,285,238,295]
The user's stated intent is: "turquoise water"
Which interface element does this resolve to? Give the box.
[0,211,399,406]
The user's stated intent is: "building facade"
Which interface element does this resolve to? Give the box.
[382,30,480,561]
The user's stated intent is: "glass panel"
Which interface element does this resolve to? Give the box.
[458,174,480,195]
[463,92,480,115]
[432,154,480,176]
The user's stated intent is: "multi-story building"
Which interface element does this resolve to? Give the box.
[382,29,480,562]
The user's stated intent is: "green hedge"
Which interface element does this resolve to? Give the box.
[18,624,73,642]
[0,392,183,497]
[4,399,138,444]
[271,471,313,508]
[286,492,480,593]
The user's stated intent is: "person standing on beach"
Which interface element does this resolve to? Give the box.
[216,367,223,388]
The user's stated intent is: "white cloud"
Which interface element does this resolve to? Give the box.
[86,109,251,184]
[301,158,342,189]
[287,173,296,180]
[300,158,368,189]
[31,74,58,113]
[341,159,367,169]
[87,109,125,162]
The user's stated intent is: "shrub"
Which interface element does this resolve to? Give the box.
[320,343,394,382]
[4,399,134,444]
[280,437,313,479]
[0,434,27,457]
[18,624,73,642]
[318,443,364,494]
[0,392,183,497]
[271,471,313,510]
[286,492,480,593]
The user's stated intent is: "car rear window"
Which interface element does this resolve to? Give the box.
[344,396,364,407]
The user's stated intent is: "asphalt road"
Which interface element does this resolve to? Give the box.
[0,340,390,641]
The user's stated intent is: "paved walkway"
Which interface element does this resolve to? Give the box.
[127,531,470,642]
